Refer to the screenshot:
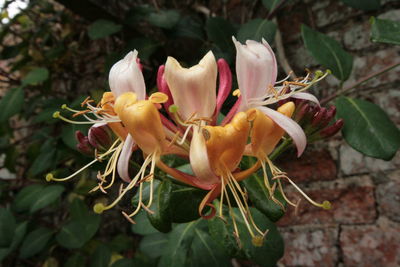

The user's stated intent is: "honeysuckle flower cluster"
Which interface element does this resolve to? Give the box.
[47,38,340,246]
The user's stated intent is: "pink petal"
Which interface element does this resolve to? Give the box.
[215,58,232,118]
[157,65,174,110]
[258,106,307,157]
[117,134,135,182]
[291,92,320,106]
[190,126,220,185]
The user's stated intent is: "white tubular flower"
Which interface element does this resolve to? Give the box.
[108,50,146,100]
[164,51,217,121]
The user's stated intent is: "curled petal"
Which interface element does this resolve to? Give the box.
[190,126,220,185]
[109,50,146,100]
[117,134,135,183]
[258,106,306,157]
[215,58,232,119]
[291,92,320,106]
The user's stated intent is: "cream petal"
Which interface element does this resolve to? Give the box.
[164,51,217,121]
[117,134,135,183]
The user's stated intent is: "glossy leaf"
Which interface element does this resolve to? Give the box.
[56,200,100,249]
[19,227,53,258]
[341,0,380,11]
[206,17,236,56]
[262,0,281,11]
[147,10,180,29]
[370,17,400,45]
[336,97,400,160]
[0,87,24,122]
[88,19,122,40]
[237,18,277,44]
[65,253,86,267]
[172,16,204,40]
[301,24,353,81]
[111,259,136,267]
[30,185,64,213]
[242,171,285,222]
[13,184,44,212]
[147,180,172,233]
[131,211,159,236]
[90,244,111,267]
[158,221,198,267]
[139,233,169,258]
[22,67,49,86]
[0,208,16,247]
[126,38,159,60]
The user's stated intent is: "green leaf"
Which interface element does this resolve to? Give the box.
[56,200,100,249]
[13,184,45,212]
[370,17,400,45]
[9,221,28,251]
[189,229,231,267]
[19,227,53,258]
[172,16,204,40]
[0,87,24,122]
[0,208,16,247]
[90,244,111,267]
[242,172,285,222]
[110,235,133,253]
[335,97,400,160]
[341,0,380,11]
[147,180,172,232]
[301,24,353,81]
[262,0,281,11]
[169,184,208,223]
[65,253,86,267]
[147,10,180,29]
[131,210,158,236]
[61,123,90,150]
[158,221,199,267]
[111,259,136,267]
[139,233,169,258]
[29,147,57,176]
[88,19,122,40]
[22,67,49,86]
[30,185,64,213]
[126,38,159,61]
[237,19,277,44]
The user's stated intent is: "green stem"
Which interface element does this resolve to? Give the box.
[269,138,292,161]
[321,61,400,105]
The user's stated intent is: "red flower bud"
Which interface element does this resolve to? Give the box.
[88,123,113,149]
[320,119,344,138]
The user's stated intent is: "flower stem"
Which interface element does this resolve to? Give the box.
[270,138,292,161]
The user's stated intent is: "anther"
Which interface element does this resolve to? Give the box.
[233,89,241,97]
[149,92,168,104]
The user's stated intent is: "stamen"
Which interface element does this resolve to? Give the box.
[233,89,241,97]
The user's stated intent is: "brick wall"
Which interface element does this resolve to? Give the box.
[276,0,400,266]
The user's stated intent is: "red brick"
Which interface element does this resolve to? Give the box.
[277,186,376,226]
[377,181,400,222]
[279,227,338,267]
[340,220,400,267]
[277,149,337,183]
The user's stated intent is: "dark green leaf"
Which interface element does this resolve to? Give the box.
[262,0,281,11]
[242,171,285,222]
[131,210,158,236]
[0,87,24,122]
[147,10,180,29]
[111,259,135,267]
[370,17,400,45]
[13,184,44,212]
[169,184,208,223]
[140,233,169,258]
[126,38,159,61]
[147,180,172,232]
[189,229,231,267]
[172,16,204,40]
[110,235,133,253]
[88,19,122,40]
[237,19,277,44]
[56,201,100,249]
[29,146,57,176]
[0,208,16,247]
[65,253,86,267]
[22,67,49,86]
[61,123,90,150]
[19,227,53,258]
[9,221,28,250]
[158,221,199,267]
[336,97,400,160]
[301,24,353,81]
[30,185,64,213]
[341,0,380,11]
[90,244,111,267]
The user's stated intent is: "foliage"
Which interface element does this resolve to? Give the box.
[0,0,399,266]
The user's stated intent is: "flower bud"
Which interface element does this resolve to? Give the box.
[75,131,94,155]
[320,119,344,138]
[88,123,113,149]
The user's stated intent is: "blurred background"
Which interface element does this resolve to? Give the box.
[0,0,399,266]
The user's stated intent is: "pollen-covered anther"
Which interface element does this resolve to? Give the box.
[233,89,241,97]
[149,92,168,104]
